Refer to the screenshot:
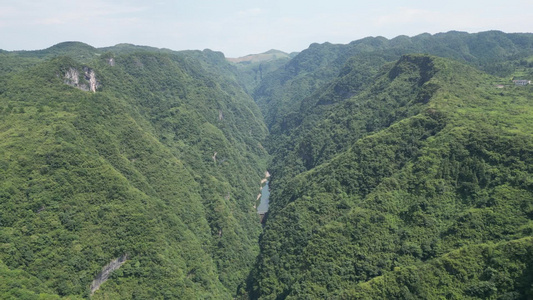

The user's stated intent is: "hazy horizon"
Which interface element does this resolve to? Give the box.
[1,0,532,57]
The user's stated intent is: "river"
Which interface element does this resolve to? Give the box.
[257,181,270,214]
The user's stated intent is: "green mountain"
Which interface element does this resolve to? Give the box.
[227,50,293,64]
[249,54,533,298]
[12,42,99,62]
[227,50,298,95]
[0,46,267,299]
[1,31,533,299]
[255,31,533,137]
[0,42,179,78]
[259,31,533,201]
[347,237,533,299]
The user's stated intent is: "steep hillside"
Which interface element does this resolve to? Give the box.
[0,42,174,77]
[249,55,533,298]
[1,33,533,300]
[346,237,533,299]
[268,55,439,187]
[228,50,298,95]
[255,31,533,139]
[0,48,267,298]
[262,32,533,198]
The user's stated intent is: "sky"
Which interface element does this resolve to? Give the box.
[1,0,532,57]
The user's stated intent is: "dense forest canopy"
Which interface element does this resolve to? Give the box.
[0,30,532,299]
[0,44,268,299]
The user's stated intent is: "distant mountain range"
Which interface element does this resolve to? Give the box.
[226,49,297,64]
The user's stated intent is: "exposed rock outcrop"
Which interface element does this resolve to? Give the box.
[85,67,97,92]
[64,67,81,88]
[90,254,128,295]
[63,66,99,92]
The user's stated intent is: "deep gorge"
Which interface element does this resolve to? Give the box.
[0,30,533,299]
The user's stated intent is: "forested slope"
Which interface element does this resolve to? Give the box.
[0,46,267,299]
[260,31,533,215]
[227,50,298,95]
[348,237,533,299]
[256,31,533,165]
[249,55,533,298]
[1,31,533,300]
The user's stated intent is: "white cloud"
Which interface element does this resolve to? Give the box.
[374,8,435,27]
[35,18,65,25]
[0,0,146,27]
[237,8,263,17]
[1,0,532,56]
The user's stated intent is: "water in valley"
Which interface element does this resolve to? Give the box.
[257,181,269,214]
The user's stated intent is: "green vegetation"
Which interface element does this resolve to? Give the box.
[347,237,533,299]
[228,49,297,95]
[1,31,533,299]
[249,51,533,298]
[0,46,267,299]
[255,31,533,142]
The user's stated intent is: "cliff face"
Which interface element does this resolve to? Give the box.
[90,254,128,295]
[63,66,98,92]
[86,67,98,92]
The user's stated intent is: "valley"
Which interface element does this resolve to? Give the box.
[0,30,532,299]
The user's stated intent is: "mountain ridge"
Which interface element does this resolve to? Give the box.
[226,50,294,63]
[0,31,532,299]
[249,51,533,298]
[0,46,268,299]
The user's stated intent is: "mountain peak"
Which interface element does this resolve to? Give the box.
[48,41,96,51]
[226,49,290,63]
